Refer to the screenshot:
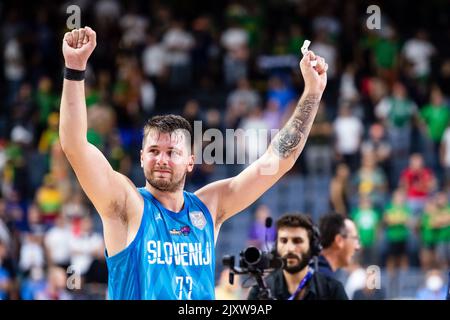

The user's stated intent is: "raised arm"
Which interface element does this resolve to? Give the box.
[196,51,328,226]
[59,27,142,253]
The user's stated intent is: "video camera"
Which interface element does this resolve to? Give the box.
[222,217,283,300]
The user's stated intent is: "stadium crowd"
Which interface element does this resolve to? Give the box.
[0,0,449,299]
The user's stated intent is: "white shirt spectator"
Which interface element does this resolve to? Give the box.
[44,225,72,266]
[120,14,149,47]
[441,127,450,167]
[69,232,103,275]
[402,38,435,78]
[163,27,194,66]
[140,80,156,113]
[19,236,45,272]
[334,115,364,154]
[142,43,167,77]
[221,28,248,51]
[4,38,25,81]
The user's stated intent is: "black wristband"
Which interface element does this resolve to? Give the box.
[64,67,86,81]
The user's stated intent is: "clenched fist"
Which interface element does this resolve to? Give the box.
[299,50,328,95]
[62,27,97,71]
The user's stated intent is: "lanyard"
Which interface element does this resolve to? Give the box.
[288,268,314,300]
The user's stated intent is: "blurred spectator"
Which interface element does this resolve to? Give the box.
[415,269,447,300]
[352,150,388,211]
[383,189,412,273]
[421,192,450,270]
[343,260,366,299]
[0,198,11,246]
[375,82,418,182]
[238,106,270,164]
[4,36,25,108]
[18,205,46,275]
[372,27,400,87]
[221,20,249,87]
[440,121,450,191]
[305,102,333,176]
[266,76,297,119]
[38,112,59,161]
[162,19,194,89]
[425,193,450,269]
[353,285,386,300]
[119,6,149,49]
[333,102,364,172]
[361,123,392,182]
[399,153,436,219]
[69,215,103,277]
[20,266,46,300]
[311,29,338,104]
[0,0,449,300]
[420,198,440,270]
[61,189,89,236]
[35,266,72,300]
[351,196,380,266]
[339,64,360,106]
[0,240,15,300]
[35,76,59,132]
[226,78,261,115]
[44,215,71,270]
[419,86,450,184]
[142,32,168,79]
[35,173,63,225]
[329,163,351,216]
[401,30,435,81]
[94,0,121,25]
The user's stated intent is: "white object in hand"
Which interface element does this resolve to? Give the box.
[301,39,317,67]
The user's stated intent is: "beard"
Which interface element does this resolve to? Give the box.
[145,169,186,193]
[282,249,312,274]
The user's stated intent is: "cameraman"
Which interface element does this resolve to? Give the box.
[247,214,348,300]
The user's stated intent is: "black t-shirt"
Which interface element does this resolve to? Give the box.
[247,269,349,300]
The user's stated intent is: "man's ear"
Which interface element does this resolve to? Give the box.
[187,154,195,172]
[140,149,144,168]
[335,234,344,249]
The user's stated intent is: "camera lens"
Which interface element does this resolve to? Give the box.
[244,247,261,265]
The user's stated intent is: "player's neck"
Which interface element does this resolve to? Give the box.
[146,184,185,212]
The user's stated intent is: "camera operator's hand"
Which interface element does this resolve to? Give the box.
[62,27,96,71]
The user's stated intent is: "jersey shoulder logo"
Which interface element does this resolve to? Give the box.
[189,211,207,230]
[169,226,191,236]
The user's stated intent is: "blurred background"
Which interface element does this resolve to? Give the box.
[0,0,449,300]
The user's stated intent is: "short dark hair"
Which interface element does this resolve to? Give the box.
[319,213,347,249]
[276,213,314,246]
[142,114,193,151]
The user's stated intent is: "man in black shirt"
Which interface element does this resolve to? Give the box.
[247,214,348,300]
[318,213,361,279]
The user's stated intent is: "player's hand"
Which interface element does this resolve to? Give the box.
[299,50,328,95]
[62,26,97,71]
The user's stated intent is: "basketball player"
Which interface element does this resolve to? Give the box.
[60,27,328,299]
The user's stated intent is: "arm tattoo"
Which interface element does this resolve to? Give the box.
[271,94,320,158]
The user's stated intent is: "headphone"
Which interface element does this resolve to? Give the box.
[272,219,323,258]
[310,225,323,257]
